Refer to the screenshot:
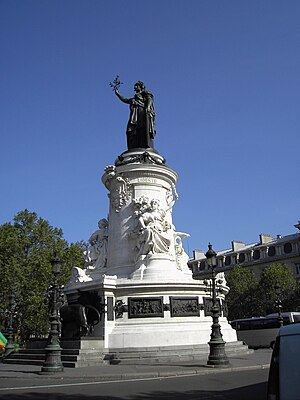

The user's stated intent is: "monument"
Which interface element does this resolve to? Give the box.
[63,78,237,362]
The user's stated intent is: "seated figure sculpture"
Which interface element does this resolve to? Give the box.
[131,197,171,261]
[85,218,108,269]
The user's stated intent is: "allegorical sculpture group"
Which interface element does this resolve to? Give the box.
[130,196,171,261]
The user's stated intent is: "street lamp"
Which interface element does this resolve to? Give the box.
[3,292,15,358]
[274,282,283,328]
[41,253,64,373]
[205,243,229,367]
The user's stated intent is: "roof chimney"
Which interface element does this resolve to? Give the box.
[192,249,205,260]
[259,234,273,244]
[231,241,246,251]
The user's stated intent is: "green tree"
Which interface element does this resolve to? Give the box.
[226,265,259,320]
[257,263,297,315]
[0,210,85,340]
[289,282,300,312]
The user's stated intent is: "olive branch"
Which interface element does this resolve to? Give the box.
[109,75,123,91]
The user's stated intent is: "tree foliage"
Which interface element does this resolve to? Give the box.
[226,263,299,320]
[257,263,297,315]
[226,265,259,320]
[0,210,85,340]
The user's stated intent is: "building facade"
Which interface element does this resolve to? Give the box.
[190,221,300,281]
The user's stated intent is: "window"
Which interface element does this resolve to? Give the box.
[225,256,231,266]
[199,261,205,271]
[268,246,276,257]
[253,250,260,260]
[284,242,292,254]
[293,315,300,322]
[238,253,245,263]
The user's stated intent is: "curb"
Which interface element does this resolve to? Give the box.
[0,363,270,383]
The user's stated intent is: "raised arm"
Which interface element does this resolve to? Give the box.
[114,89,131,104]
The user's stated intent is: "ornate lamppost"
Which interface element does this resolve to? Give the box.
[41,254,64,373]
[3,292,15,358]
[274,282,283,328]
[205,243,229,367]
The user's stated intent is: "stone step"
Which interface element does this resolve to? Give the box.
[8,349,102,358]
[3,340,252,367]
[61,339,104,351]
[7,352,46,361]
[61,353,103,362]
[3,358,104,368]
[104,341,253,365]
[104,341,246,354]
[26,338,104,351]
[3,359,44,366]
[62,348,100,355]
[3,340,103,368]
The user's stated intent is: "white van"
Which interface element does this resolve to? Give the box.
[267,323,300,400]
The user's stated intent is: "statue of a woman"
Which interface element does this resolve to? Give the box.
[87,218,108,269]
[114,81,156,150]
[131,198,171,260]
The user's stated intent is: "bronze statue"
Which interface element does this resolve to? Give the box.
[111,77,156,150]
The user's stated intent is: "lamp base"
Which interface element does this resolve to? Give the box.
[40,345,64,374]
[207,340,230,368]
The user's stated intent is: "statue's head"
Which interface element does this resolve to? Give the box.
[98,218,108,228]
[134,81,145,93]
[150,199,160,209]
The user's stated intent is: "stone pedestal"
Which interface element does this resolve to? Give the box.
[64,149,237,353]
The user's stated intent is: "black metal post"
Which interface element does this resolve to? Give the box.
[206,244,229,367]
[41,254,64,373]
[274,283,283,328]
[3,292,15,358]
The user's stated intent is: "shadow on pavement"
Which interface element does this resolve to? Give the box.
[0,381,268,400]
[0,369,41,375]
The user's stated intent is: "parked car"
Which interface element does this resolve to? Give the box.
[267,323,300,400]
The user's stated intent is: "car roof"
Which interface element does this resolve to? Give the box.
[278,323,300,337]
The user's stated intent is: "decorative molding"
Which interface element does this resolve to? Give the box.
[114,300,127,319]
[166,183,178,210]
[115,151,166,167]
[174,231,190,270]
[103,165,132,212]
[110,175,131,213]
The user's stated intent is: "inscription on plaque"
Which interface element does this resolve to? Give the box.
[170,297,199,317]
[128,297,164,318]
[203,297,222,317]
[137,177,158,184]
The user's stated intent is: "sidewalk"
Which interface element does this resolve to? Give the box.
[0,349,272,385]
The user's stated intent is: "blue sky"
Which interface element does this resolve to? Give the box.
[1,0,299,255]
